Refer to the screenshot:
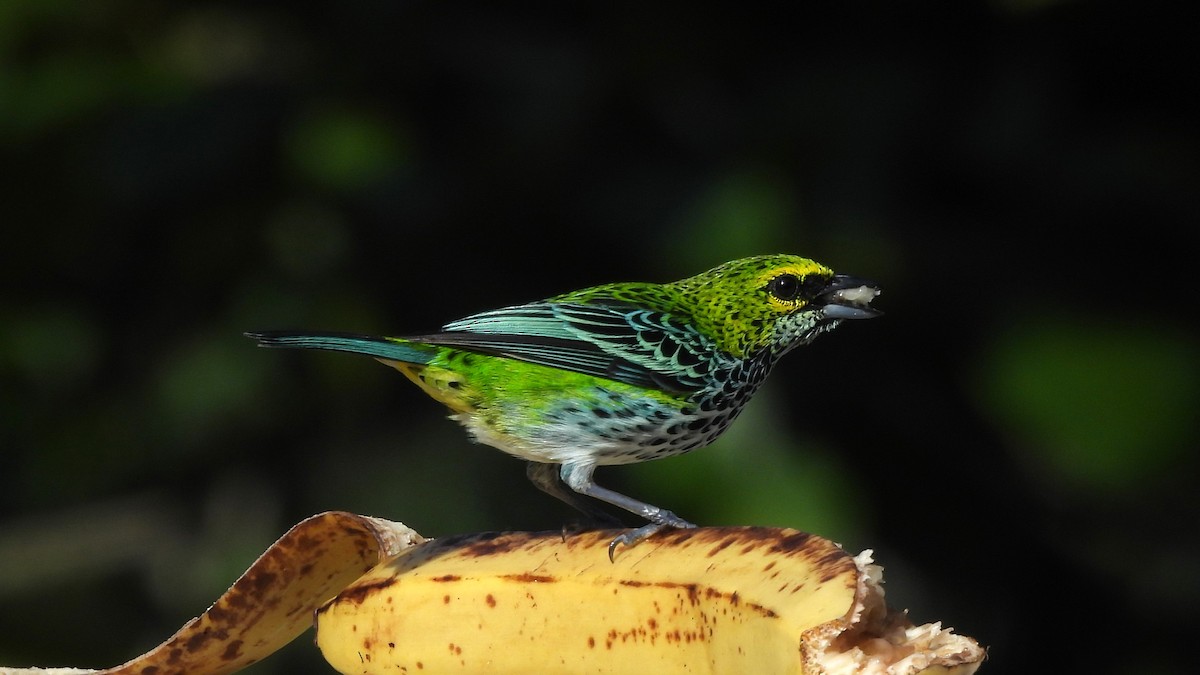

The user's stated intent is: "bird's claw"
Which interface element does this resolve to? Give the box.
[607,519,698,562]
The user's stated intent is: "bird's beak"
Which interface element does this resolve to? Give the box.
[816,274,883,320]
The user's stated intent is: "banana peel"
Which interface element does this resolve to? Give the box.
[0,512,424,675]
[0,513,983,675]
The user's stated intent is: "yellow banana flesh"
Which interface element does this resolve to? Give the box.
[314,527,983,675]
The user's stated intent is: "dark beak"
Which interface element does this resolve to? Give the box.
[816,274,882,319]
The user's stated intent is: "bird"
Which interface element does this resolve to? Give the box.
[246,254,881,558]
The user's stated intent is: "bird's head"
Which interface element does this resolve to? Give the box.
[676,254,882,358]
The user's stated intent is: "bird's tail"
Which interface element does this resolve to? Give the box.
[244,330,436,365]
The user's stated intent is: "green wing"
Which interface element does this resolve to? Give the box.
[414,302,727,394]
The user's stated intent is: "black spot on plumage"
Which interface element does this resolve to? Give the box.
[674,345,698,363]
[799,274,829,300]
[658,339,679,360]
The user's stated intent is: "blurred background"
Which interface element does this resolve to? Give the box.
[1,1,1196,673]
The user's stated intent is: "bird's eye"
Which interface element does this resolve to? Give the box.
[766,274,801,301]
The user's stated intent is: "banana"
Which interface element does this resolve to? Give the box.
[314,527,984,675]
[1,517,982,675]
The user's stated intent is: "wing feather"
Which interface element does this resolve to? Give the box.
[413,301,725,394]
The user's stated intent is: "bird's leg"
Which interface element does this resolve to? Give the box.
[558,461,697,560]
[525,462,624,528]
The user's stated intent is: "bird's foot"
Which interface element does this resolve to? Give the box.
[607,514,697,562]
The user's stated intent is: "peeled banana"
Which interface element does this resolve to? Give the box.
[315,526,983,675]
